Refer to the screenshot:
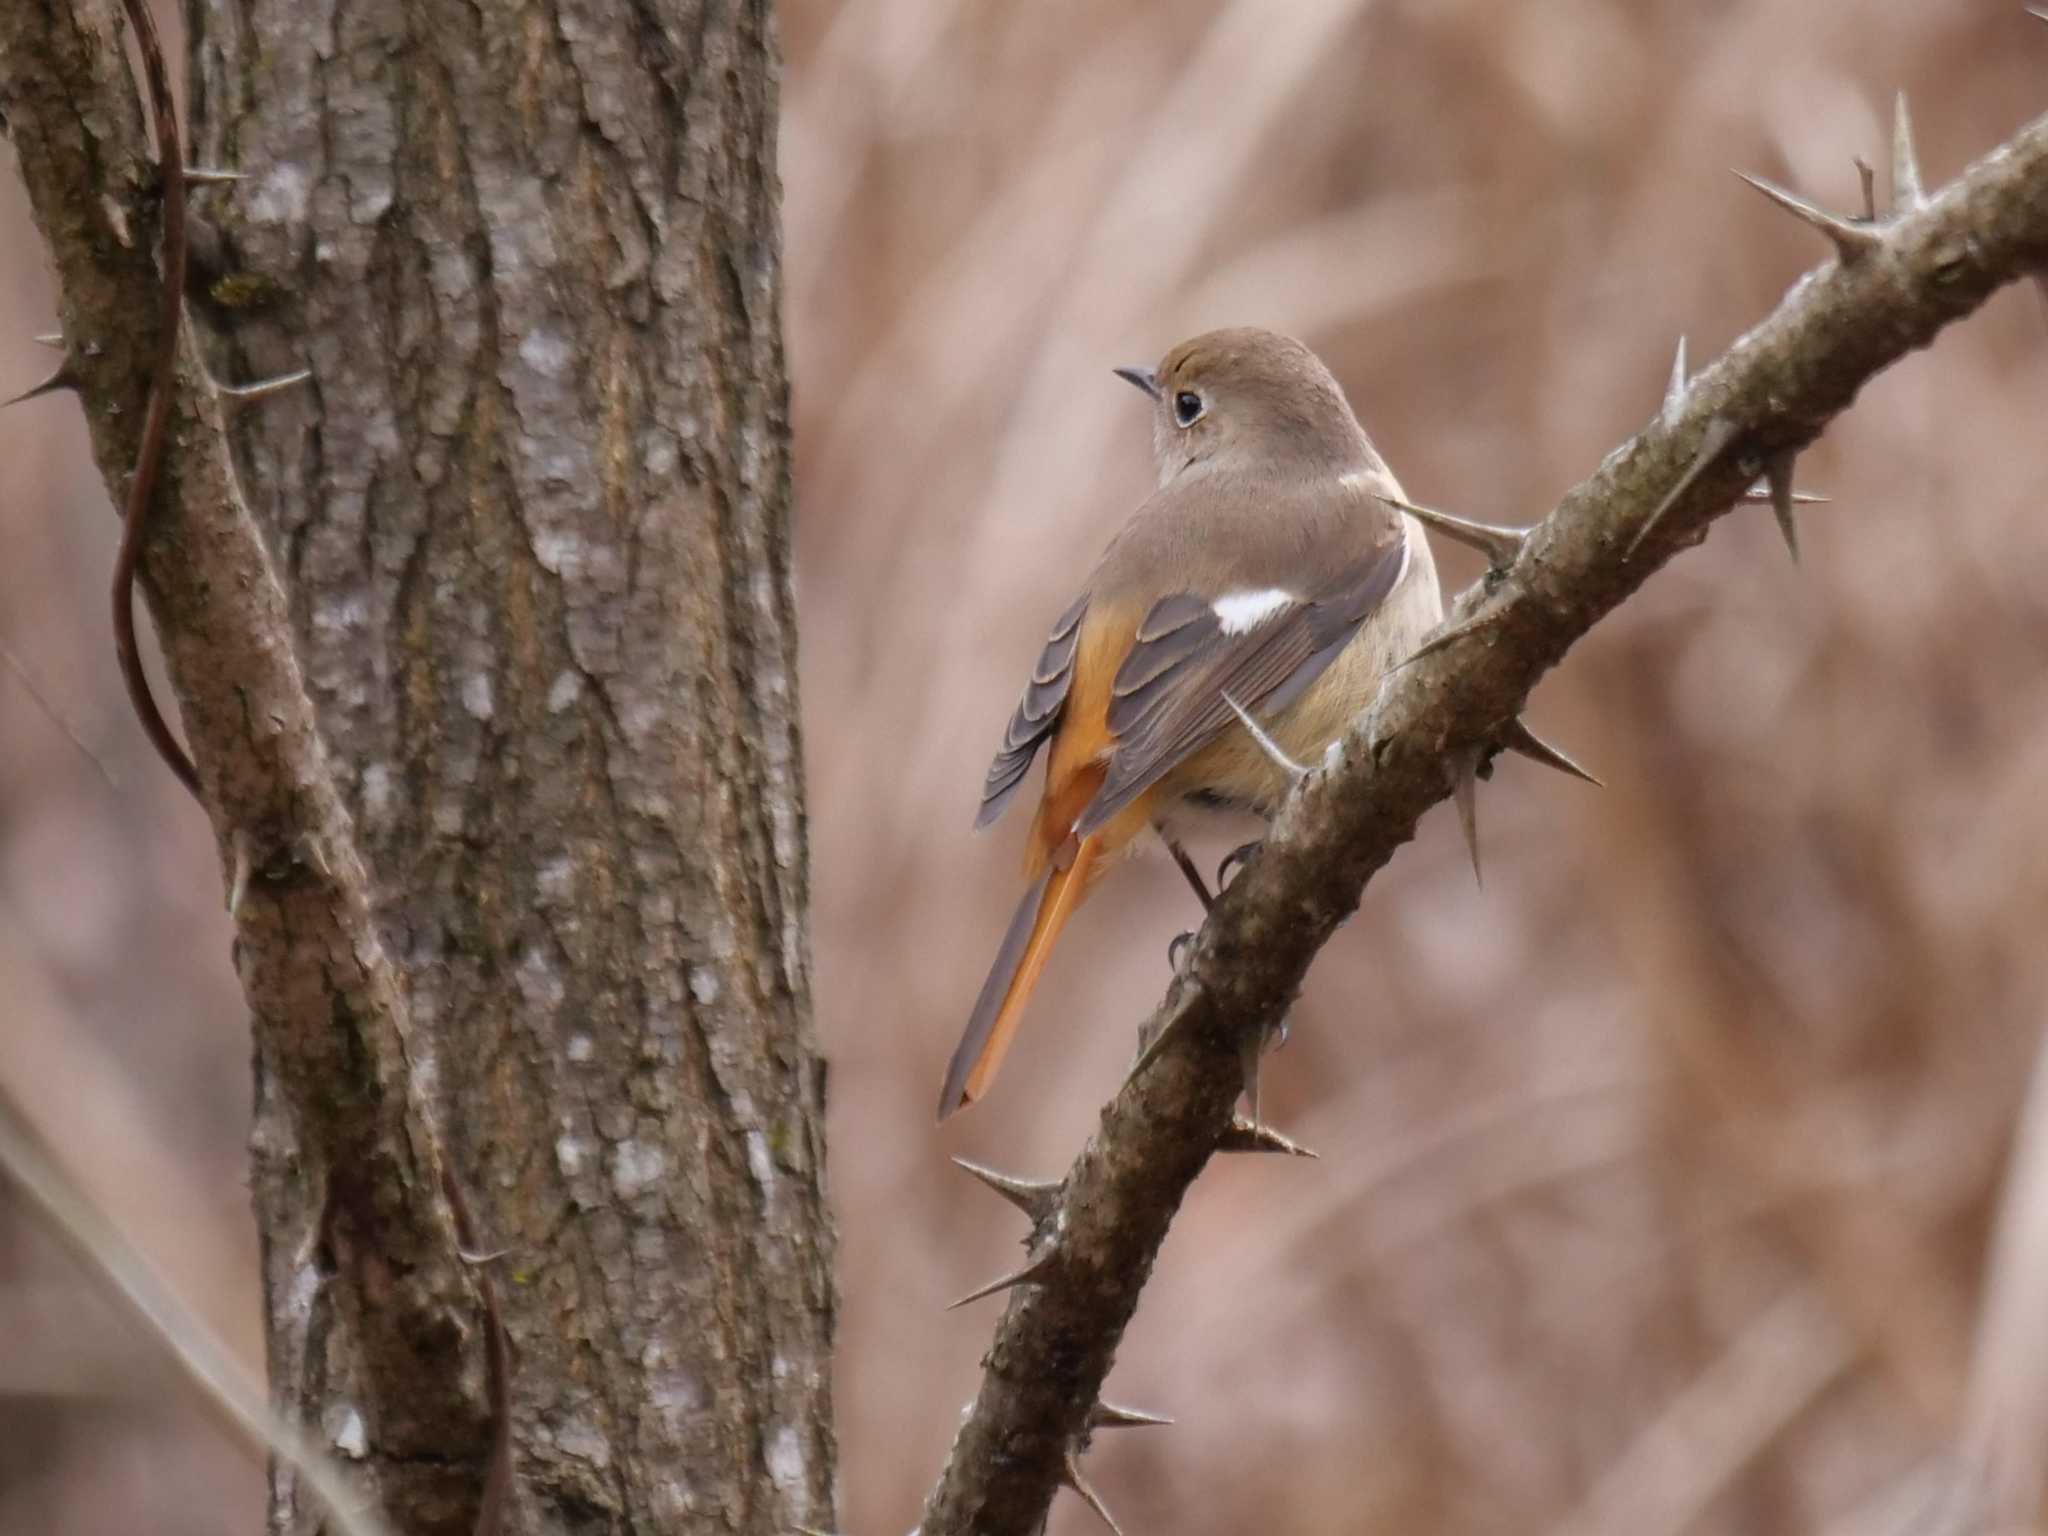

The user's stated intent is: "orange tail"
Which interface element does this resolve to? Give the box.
[938,834,1104,1120]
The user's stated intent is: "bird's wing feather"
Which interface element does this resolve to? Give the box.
[1075,538,1406,837]
[976,591,1090,829]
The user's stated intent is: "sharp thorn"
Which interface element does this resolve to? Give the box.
[1763,447,1801,563]
[945,1251,1054,1311]
[226,830,254,919]
[1500,718,1604,788]
[1166,930,1195,975]
[1891,92,1924,213]
[1449,751,1482,887]
[183,165,245,185]
[1854,156,1878,223]
[1217,1116,1319,1158]
[2030,5,2048,22]
[457,1243,511,1265]
[1731,170,1882,260]
[1090,1402,1175,1430]
[1239,1026,1265,1129]
[1742,484,1828,506]
[292,832,333,880]
[31,332,64,349]
[1126,1010,1186,1087]
[1626,415,1740,558]
[218,367,312,404]
[1398,606,1506,670]
[1222,691,1308,782]
[1062,1447,1128,1536]
[1376,493,1526,573]
[2,365,78,407]
[1661,335,1688,426]
[950,1156,1061,1225]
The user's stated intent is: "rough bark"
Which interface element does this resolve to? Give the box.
[919,109,2048,1536]
[0,0,835,1532]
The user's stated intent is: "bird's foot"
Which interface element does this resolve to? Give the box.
[1217,840,1264,890]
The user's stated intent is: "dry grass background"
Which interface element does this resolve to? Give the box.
[1,2,2045,1532]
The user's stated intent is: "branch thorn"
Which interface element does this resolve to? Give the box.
[1377,493,1526,574]
[1124,1010,1185,1089]
[1239,1025,1268,1129]
[1892,92,1925,213]
[1625,414,1740,558]
[218,367,312,406]
[1448,749,1482,887]
[183,165,245,186]
[1217,1116,1319,1158]
[1500,718,1603,787]
[1854,156,1878,223]
[1761,447,1801,562]
[1222,691,1307,782]
[1398,605,1506,670]
[1731,170,1882,261]
[227,829,253,919]
[1090,1402,1175,1430]
[2,363,79,407]
[950,1156,1061,1226]
[1062,1446,1128,1536]
[1741,483,1827,507]
[1661,335,1688,426]
[945,1251,1054,1311]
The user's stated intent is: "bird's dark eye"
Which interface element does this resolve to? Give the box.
[1173,390,1204,427]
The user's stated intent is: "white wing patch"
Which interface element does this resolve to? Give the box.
[1211,587,1294,635]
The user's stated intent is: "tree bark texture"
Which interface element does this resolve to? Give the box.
[0,1,835,1532]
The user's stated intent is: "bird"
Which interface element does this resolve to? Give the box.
[938,327,1446,1120]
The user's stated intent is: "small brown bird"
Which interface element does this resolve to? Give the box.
[939,327,1445,1119]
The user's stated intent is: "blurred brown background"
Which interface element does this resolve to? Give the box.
[4,2,2047,1532]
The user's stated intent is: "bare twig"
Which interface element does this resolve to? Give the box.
[919,108,2048,1536]
[0,1076,395,1536]
[0,637,120,788]
[1550,1287,1855,1536]
[1951,1017,2048,1532]
[109,0,200,799]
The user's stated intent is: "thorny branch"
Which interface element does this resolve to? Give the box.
[0,0,508,1529]
[919,98,2048,1536]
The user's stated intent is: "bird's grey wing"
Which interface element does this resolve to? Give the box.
[975,591,1090,829]
[1075,540,1406,837]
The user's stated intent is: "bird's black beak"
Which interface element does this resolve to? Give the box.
[1113,365,1161,401]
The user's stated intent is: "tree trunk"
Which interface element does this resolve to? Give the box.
[0,0,834,1531]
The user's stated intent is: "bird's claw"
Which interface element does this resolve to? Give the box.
[1217,840,1263,890]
